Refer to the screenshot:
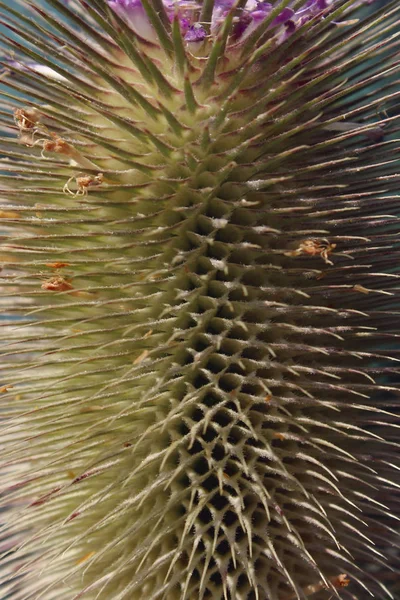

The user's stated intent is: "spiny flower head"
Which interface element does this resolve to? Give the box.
[0,1,399,600]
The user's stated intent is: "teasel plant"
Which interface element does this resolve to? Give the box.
[0,0,399,598]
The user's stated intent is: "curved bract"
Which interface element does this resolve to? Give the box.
[0,1,399,599]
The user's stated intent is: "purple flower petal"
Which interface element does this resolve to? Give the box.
[184,23,207,43]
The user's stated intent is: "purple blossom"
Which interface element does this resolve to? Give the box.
[106,0,374,44]
[184,23,207,43]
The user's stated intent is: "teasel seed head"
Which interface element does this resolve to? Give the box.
[0,1,399,599]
